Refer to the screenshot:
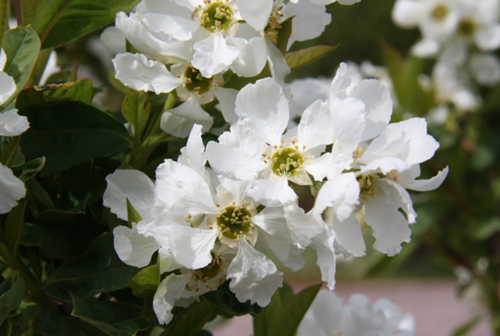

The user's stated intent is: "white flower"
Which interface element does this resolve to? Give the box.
[298,290,415,336]
[207,78,335,206]
[0,109,29,215]
[0,49,16,106]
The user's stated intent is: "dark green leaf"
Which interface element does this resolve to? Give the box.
[0,0,9,46]
[0,136,21,166]
[45,69,72,84]
[195,331,213,336]
[11,157,46,181]
[452,316,482,336]
[5,200,26,265]
[130,263,159,299]
[203,281,262,317]
[285,45,337,71]
[122,91,151,138]
[43,233,140,301]
[22,0,140,49]
[266,284,321,336]
[1,26,41,108]
[253,284,282,336]
[160,300,215,336]
[71,293,150,336]
[0,275,25,324]
[19,101,131,172]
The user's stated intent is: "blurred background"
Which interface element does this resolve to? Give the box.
[40,0,500,334]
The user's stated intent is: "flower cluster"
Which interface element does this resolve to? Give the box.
[104,58,447,323]
[392,0,500,111]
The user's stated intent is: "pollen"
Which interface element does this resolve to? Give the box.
[201,2,234,33]
[183,65,213,95]
[217,206,253,240]
[271,148,305,177]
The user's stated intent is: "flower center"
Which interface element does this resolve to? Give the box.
[183,65,213,95]
[357,174,377,200]
[201,2,234,33]
[431,4,448,20]
[271,148,304,177]
[192,254,224,282]
[458,18,476,37]
[217,206,253,240]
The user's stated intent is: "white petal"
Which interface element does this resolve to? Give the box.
[0,109,29,137]
[141,12,198,41]
[405,166,449,192]
[178,124,206,175]
[235,77,289,146]
[227,239,283,306]
[218,177,250,205]
[364,181,412,256]
[228,36,267,78]
[391,0,424,28]
[314,173,359,222]
[282,0,331,46]
[312,232,336,290]
[113,224,159,267]
[100,27,126,55]
[329,212,365,257]
[158,247,183,273]
[192,33,239,77]
[206,142,267,180]
[255,227,305,272]
[297,290,342,336]
[160,96,214,138]
[155,159,219,216]
[360,157,410,175]
[0,49,6,70]
[283,203,324,248]
[305,151,351,181]
[112,53,182,94]
[103,169,155,221]
[411,39,440,57]
[470,53,500,87]
[154,273,191,325]
[266,40,291,84]
[247,177,297,207]
[0,71,16,106]
[384,179,417,223]
[476,25,500,51]
[331,97,367,153]
[168,225,218,269]
[349,79,393,141]
[298,100,333,149]
[0,164,25,214]
[213,87,238,124]
[236,0,273,31]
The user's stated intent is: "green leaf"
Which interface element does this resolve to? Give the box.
[22,0,140,49]
[203,281,262,317]
[285,45,337,71]
[1,26,41,108]
[19,101,131,172]
[0,275,25,324]
[17,78,94,109]
[122,91,151,138]
[160,300,215,336]
[452,316,482,336]
[43,233,140,301]
[266,284,321,336]
[474,217,500,240]
[11,157,46,181]
[126,198,142,228]
[130,263,159,299]
[71,293,150,336]
[253,285,282,336]
[5,200,26,266]
[276,16,293,54]
[0,136,21,166]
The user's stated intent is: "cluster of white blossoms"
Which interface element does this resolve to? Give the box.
[104,59,448,324]
[0,49,30,215]
[392,0,500,112]
[298,290,415,336]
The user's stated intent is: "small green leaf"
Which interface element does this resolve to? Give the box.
[452,316,482,336]
[160,300,215,336]
[126,198,142,228]
[0,275,25,324]
[0,136,21,166]
[276,16,293,54]
[130,263,159,299]
[5,200,26,265]
[122,91,151,138]
[0,243,11,267]
[11,157,46,181]
[43,233,140,301]
[266,284,321,336]
[285,45,337,71]
[19,101,131,172]
[71,293,150,336]
[1,26,41,108]
[253,284,282,336]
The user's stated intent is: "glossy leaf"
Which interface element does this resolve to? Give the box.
[130,263,159,299]
[11,157,46,181]
[0,275,25,324]
[5,200,26,266]
[43,233,140,301]
[160,300,215,336]
[285,45,337,71]
[19,101,130,172]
